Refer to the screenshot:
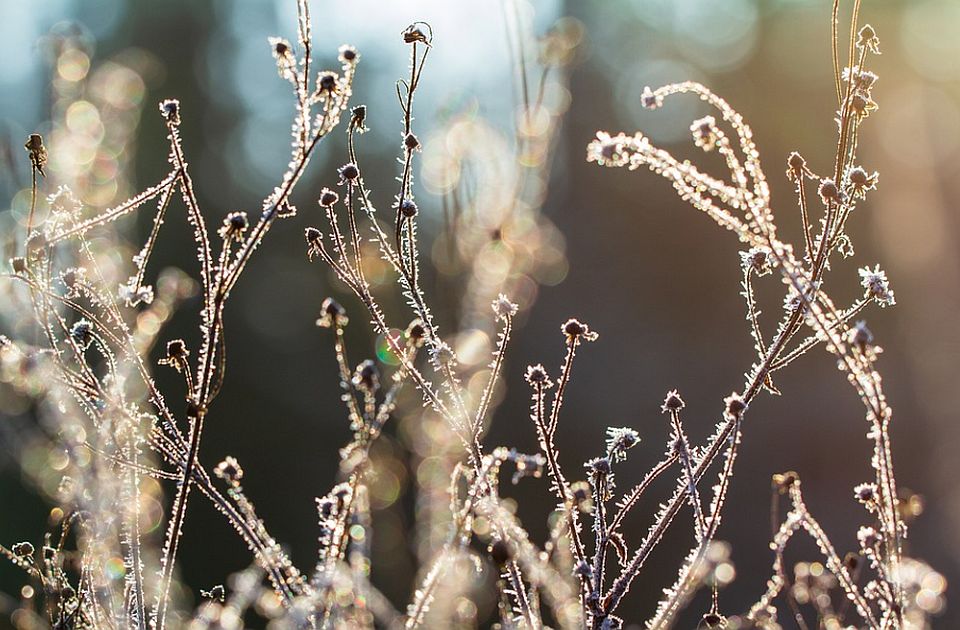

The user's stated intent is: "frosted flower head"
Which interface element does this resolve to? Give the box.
[723,392,747,420]
[11,257,27,274]
[159,339,189,371]
[857,525,880,549]
[857,24,880,54]
[399,198,418,218]
[319,188,339,207]
[858,265,895,307]
[854,482,878,507]
[690,116,718,151]
[70,319,93,349]
[214,456,244,486]
[404,132,420,151]
[817,178,842,205]
[586,456,611,476]
[661,389,685,414]
[848,320,874,350]
[842,66,878,93]
[405,319,426,347]
[847,166,878,199]
[317,71,338,94]
[316,297,348,328]
[268,37,295,80]
[640,86,662,110]
[352,359,379,393]
[524,364,553,388]
[218,211,249,241]
[492,294,518,319]
[430,341,457,366]
[786,151,813,182]
[337,162,359,183]
[159,99,180,125]
[739,247,772,276]
[605,427,640,462]
[338,44,358,65]
[561,318,598,343]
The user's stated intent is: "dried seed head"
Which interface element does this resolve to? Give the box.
[352,359,379,392]
[570,480,592,512]
[857,525,880,549]
[70,320,93,348]
[402,24,430,45]
[12,542,34,558]
[818,178,841,205]
[857,24,880,54]
[772,471,799,493]
[724,392,747,419]
[316,297,348,328]
[586,456,611,476]
[561,318,598,343]
[159,99,180,125]
[492,293,518,319]
[204,585,225,602]
[430,341,456,366]
[405,319,426,346]
[218,211,249,241]
[785,151,812,182]
[318,71,338,93]
[524,364,553,388]
[661,389,685,413]
[690,116,718,151]
[404,133,421,153]
[338,44,358,64]
[319,188,339,207]
[854,482,877,505]
[640,86,662,110]
[11,257,27,274]
[24,134,47,176]
[606,427,640,462]
[850,93,877,119]
[849,320,874,350]
[350,105,367,132]
[858,265,895,307]
[214,456,244,486]
[165,339,188,360]
[338,162,359,182]
[399,198,418,218]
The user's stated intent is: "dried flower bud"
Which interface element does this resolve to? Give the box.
[849,320,874,350]
[319,188,339,207]
[159,99,180,126]
[724,392,747,419]
[405,319,426,346]
[785,151,812,182]
[857,24,880,54]
[772,471,799,493]
[574,560,593,578]
[847,166,878,199]
[218,211,249,241]
[70,320,93,349]
[338,44,358,64]
[857,525,880,549]
[404,132,420,151]
[165,339,188,360]
[352,359,379,392]
[661,389,685,413]
[586,456,611,476]
[700,613,726,629]
[318,71,338,93]
[399,198,418,218]
[402,24,430,45]
[338,162,359,183]
[350,105,367,132]
[316,297,348,328]
[858,265,895,307]
[492,294,518,319]
[640,86,661,110]
[606,427,640,462]
[214,456,244,486]
[11,257,27,274]
[561,318,598,343]
[24,134,47,176]
[854,482,877,505]
[818,178,841,205]
[524,364,553,388]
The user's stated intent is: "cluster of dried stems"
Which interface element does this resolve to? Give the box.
[0,0,945,629]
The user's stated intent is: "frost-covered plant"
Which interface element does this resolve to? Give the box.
[0,1,944,629]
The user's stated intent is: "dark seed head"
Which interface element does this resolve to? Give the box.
[404,132,420,150]
[319,188,339,207]
[338,163,359,181]
[399,198,418,218]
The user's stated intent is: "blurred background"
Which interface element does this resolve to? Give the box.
[1,0,958,627]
